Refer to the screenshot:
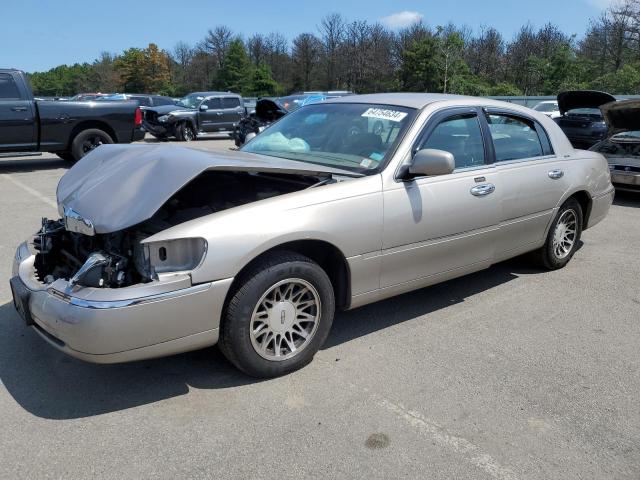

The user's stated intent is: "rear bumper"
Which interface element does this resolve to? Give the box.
[587,186,615,229]
[12,242,233,364]
[132,127,146,142]
[610,170,640,191]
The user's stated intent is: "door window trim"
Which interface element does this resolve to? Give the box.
[481,108,555,164]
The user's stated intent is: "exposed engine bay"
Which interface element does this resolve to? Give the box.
[34,171,327,288]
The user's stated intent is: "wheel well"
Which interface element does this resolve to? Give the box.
[227,240,351,311]
[67,121,118,148]
[570,190,592,227]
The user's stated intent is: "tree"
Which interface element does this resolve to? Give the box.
[114,43,171,93]
[291,33,322,91]
[399,36,440,92]
[248,63,281,96]
[216,39,252,94]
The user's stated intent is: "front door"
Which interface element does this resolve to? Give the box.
[220,96,244,131]
[199,97,223,132]
[381,108,501,288]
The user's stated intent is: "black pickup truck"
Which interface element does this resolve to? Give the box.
[0,69,145,161]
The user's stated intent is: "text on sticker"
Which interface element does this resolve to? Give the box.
[362,108,408,122]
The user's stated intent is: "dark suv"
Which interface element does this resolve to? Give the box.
[143,91,244,141]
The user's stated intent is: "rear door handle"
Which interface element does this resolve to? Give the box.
[548,169,564,179]
[11,106,27,112]
[216,112,223,116]
[470,184,495,197]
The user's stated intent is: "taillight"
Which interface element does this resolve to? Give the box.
[134,107,142,126]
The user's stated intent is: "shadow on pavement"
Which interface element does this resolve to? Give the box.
[0,157,69,174]
[613,190,640,207]
[0,255,539,420]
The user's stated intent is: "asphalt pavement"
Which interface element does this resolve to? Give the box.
[0,136,638,479]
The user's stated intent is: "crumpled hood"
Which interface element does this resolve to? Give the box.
[56,144,357,234]
[600,99,640,136]
[557,90,616,115]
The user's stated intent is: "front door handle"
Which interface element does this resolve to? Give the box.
[11,106,27,112]
[470,184,495,197]
[216,112,223,116]
[548,169,564,179]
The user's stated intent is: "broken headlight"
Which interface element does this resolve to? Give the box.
[157,115,171,122]
[140,238,207,278]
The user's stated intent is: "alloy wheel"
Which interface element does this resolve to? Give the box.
[249,278,321,361]
[552,209,578,259]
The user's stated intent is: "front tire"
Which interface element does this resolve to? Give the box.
[70,128,113,161]
[175,122,196,142]
[535,198,583,270]
[218,251,335,378]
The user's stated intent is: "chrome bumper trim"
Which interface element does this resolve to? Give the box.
[48,282,213,309]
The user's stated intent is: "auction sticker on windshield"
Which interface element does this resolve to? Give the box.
[362,108,408,122]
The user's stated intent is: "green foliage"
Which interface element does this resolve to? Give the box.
[216,39,252,93]
[399,36,440,92]
[248,63,281,96]
[590,63,640,94]
[114,43,171,93]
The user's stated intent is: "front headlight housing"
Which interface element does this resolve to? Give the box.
[157,115,171,122]
[139,238,207,278]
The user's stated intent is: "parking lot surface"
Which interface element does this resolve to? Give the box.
[0,137,639,479]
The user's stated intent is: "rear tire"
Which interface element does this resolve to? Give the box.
[218,251,335,378]
[534,198,583,270]
[175,122,196,142]
[70,128,113,161]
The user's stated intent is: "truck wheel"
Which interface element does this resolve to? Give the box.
[218,251,335,378]
[175,122,196,142]
[56,151,75,162]
[71,129,113,161]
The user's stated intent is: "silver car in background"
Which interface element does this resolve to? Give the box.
[10,93,614,377]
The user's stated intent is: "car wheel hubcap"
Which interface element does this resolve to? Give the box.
[552,209,577,259]
[82,136,105,153]
[250,278,321,361]
[184,128,194,141]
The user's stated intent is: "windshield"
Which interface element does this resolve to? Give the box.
[534,102,558,112]
[176,94,204,109]
[241,103,416,174]
[567,108,602,117]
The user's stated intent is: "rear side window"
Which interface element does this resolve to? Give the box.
[222,97,241,108]
[204,97,222,109]
[0,73,21,99]
[486,114,546,161]
[131,96,151,106]
[420,113,486,169]
[153,96,174,106]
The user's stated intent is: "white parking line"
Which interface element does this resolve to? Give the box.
[377,397,518,480]
[0,174,58,211]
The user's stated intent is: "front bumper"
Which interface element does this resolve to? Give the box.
[142,121,172,138]
[11,242,232,363]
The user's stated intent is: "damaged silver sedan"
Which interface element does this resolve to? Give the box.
[11,94,614,377]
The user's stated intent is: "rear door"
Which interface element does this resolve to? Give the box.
[483,110,570,256]
[220,96,244,131]
[0,72,36,151]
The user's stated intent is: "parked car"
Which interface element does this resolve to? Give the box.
[590,99,640,192]
[10,93,614,377]
[95,93,175,108]
[554,90,615,148]
[143,91,244,141]
[532,100,561,119]
[277,91,354,112]
[68,93,111,101]
[232,98,288,147]
[0,69,145,161]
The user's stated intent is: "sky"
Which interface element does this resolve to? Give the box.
[1,0,616,72]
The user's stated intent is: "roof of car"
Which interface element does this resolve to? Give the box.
[325,93,477,109]
[189,91,240,97]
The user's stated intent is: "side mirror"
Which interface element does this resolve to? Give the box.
[199,104,209,112]
[405,148,455,178]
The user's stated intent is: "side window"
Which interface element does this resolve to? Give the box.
[222,97,241,108]
[203,97,222,109]
[132,96,151,106]
[0,73,21,100]
[420,114,485,169]
[486,113,545,161]
[153,96,174,106]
